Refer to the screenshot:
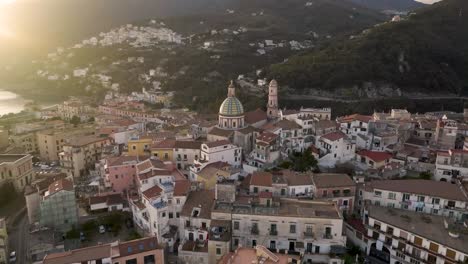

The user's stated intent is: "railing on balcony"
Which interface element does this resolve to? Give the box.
[323,233,332,239]
[303,231,315,238]
[270,229,278,236]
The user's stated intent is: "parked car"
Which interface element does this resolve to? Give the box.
[9,251,16,263]
[99,225,106,234]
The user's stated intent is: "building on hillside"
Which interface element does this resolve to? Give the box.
[246,170,314,198]
[337,114,373,142]
[316,131,355,168]
[89,193,125,212]
[39,179,78,231]
[127,136,153,157]
[434,118,458,150]
[194,161,239,190]
[244,108,268,128]
[57,98,94,121]
[355,150,393,170]
[312,173,356,215]
[361,180,468,220]
[0,154,34,191]
[362,205,468,264]
[151,139,175,161]
[173,140,202,173]
[435,149,468,182]
[42,237,164,264]
[37,127,96,161]
[245,131,280,172]
[59,136,112,178]
[102,156,138,194]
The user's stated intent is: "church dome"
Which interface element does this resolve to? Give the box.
[219,96,244,116]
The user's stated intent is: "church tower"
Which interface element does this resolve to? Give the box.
[267,79,279,120]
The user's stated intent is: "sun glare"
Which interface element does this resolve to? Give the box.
[0,0,16,5]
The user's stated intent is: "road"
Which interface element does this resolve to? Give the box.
[8,208,29,264]
[286,94,468,103]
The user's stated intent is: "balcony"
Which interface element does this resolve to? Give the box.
[270,229,278,236]
[323,233,333,239]
[303,231,315,238]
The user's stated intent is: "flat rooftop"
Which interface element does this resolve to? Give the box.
[214,198,340,219]
[0,154,28,164]
[368,205,468,253]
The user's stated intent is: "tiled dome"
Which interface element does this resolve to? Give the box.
[219,96,244,116]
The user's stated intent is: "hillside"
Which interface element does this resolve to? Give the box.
[268,0,468,98]
[345,0,425,11]
[1,0,386,113]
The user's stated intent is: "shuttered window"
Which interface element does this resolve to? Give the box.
[429,242,439,252]
[446,249,456,260]
[413,236,423,246]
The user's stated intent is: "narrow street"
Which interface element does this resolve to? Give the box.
[8,208,29,264]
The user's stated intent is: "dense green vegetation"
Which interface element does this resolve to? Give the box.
[269,0,468,95]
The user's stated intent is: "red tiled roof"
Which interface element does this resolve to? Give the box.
[320,131,346,142]
[116,237,159,258]
[151,139,176,149]
[338,114,373,123]
[142,185,163,200]
[174,180,191,196]
[174,140,202,150]
[47,179,73,196]
[250,171,273,187]
[356,150,392,162]
[257,132,278,143]
[107,156,138,167]
[205,139,231,148]
[245,108,267,124]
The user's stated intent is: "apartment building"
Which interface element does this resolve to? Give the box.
[128,136,153,157]
[174,140,202,173]
[37,126,95,161]
[316,131,355,168]
[151,139,175,161]
[59,136,112,178]
[312,173,356,215]
[102,156,138,194]
[338,114,373,141]
[245,131,280,171]
[434,119,458,150]
[0,154,34,191]
[247,170,314,198]
[435,149,468,182]
[364,205,468,264]
[362,180,468,220]
[42,237,164,264]
[39,179,78,231]
[214,196,346,264]
[57,99,93,121]
[218,246,301,264]
[356,150,393,170]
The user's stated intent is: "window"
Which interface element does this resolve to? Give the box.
[432,198,440,204]
[388,192,396,200]
[402,193,410,201]
[429,242,439,253]
[432,209,439,214]
[413,236,423,246]
[374,191,382,197]
[233,221,240,230]
[216,248,221,255]
[252,240,257,247]
[417,196,425,202]
[169,212,173,219]
[234,238,239,247]
[176,199,180,204]
[447,200,456,208]
[253,187,258,193]
[446,249,456,260]
[290,224,296,234]
[176,212,180,218]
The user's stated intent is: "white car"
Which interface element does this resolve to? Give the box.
[9,251,16,263]
[99,225,106,234]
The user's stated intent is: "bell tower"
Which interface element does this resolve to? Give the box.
[267,79,279,120]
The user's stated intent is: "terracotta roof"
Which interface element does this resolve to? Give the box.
[315,120,337,129]
[338,114,373,123]
[136,159,154,173]
[313,173,355,188]
[281,170,313,186]
[47,179,74,196]
[205,139,231,148]
[245,108,267,124]
[43,244,111,264]
[320,131,346,142]
[174,140,202,150]
[116,236,159,258]
[368,180,468,201]
[250,171,273,187]
[257,131,278,143]
[89,193,124,206]
[151,139,176,149]
[107,156,138,167]
[139,169,172,180]
[180,190,215,219]
[275,119,301,130]
[142,185,163,200]
[356,150,392,162]
[174,180,191,196]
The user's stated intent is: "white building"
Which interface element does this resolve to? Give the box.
[316,131,355,168]
[435,149,468,182]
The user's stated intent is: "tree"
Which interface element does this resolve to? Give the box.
[289,151,318,172]
[70,115,80,127]
[419,171,432,180]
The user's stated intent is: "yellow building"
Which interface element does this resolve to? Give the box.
[127,137,152,157]
[0,154,34,191]
[150,139,175,161]
[0,218,7,264]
